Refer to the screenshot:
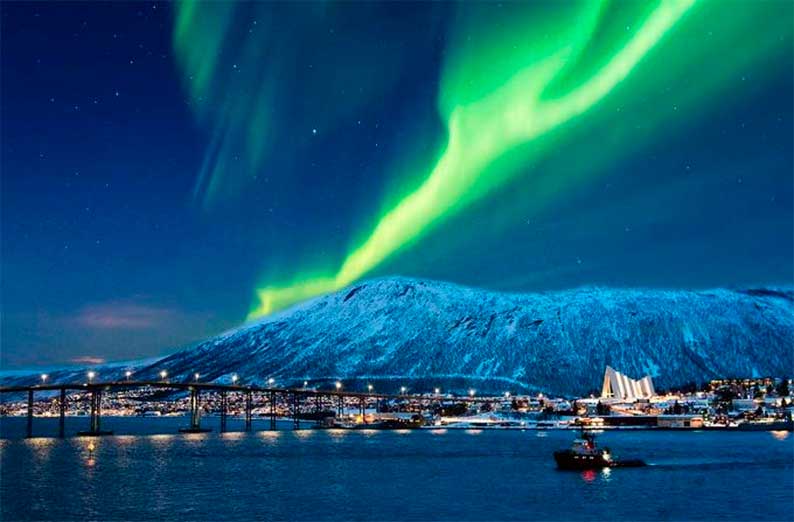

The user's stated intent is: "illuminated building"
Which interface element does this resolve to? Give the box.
[600,366,656,400]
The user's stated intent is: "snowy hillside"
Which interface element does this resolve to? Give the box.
[3,279,792,396]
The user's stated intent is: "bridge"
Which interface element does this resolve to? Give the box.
[0,380,505,438]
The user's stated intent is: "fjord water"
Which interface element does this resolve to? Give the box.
[1,418,792,521]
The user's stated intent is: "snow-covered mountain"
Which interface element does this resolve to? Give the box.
[3,278,793,396]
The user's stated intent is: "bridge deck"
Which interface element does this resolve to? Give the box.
[0,381,497,402]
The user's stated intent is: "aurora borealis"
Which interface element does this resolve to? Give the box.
[172,0,790,318]
[244,1,699,316]
[1,1,792,367]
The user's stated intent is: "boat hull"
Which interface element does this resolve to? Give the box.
[553,450,646,470]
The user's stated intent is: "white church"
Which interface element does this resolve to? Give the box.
[600,366,656,400]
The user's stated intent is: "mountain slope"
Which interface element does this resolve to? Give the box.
[142,279,794,395]
[4,279,792,396]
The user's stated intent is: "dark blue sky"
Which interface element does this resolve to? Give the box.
[2,1,792,369]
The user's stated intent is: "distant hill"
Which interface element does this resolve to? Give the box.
[3,278,792,396]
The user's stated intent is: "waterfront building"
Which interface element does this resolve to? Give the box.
[657,415,704,428]
[600,366,656,400]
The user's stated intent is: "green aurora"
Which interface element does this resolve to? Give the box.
[171,0,792,320]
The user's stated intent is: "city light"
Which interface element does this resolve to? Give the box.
[504,391,511,398]
[40,374,48,383]
[434,387,441,395]
[268,377,275,386]
[469,388,476,397]
[303,380,308,388]
[231,374,238,384]
[125,370,132,380]
[367,384,374,392]
[159,370,168,380]
[335,381,342,390]
[194,372,200,381]
[400,386,407,394]
[87,371,96,382]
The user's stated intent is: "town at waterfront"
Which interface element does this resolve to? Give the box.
[3,367,792,436]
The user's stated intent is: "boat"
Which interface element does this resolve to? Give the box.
[553,430,646,470]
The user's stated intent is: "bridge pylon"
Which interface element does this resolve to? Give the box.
[219,391,227,433]
[244,391,252,431]
[179,387,211,434]
[77,388,113,436]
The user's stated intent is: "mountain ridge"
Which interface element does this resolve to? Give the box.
[3,278,792,395]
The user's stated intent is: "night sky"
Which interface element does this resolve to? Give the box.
[2,1,792,369]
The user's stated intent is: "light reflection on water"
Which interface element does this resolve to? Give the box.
[326,429,347,440]
[0,418,791,522]
[148,433,175,443]
[259,429,280,437]
[183,432,210,442]
[294,429,314,439]
[114,434,136,444]
[78,439,98,468]
[25,437,56,464]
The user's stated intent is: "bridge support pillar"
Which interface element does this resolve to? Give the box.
[220,391,227,433]
[77,389,112,436]
[177,387,210,433]
[59,388,66,438]
[90,390,101,433]
[245,391,252,432]
[26,389,33,438]
[292,392,300,430]
[269,390,276,430]
[189,388,200,429]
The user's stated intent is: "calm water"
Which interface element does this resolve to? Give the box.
[1,417,792,521]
